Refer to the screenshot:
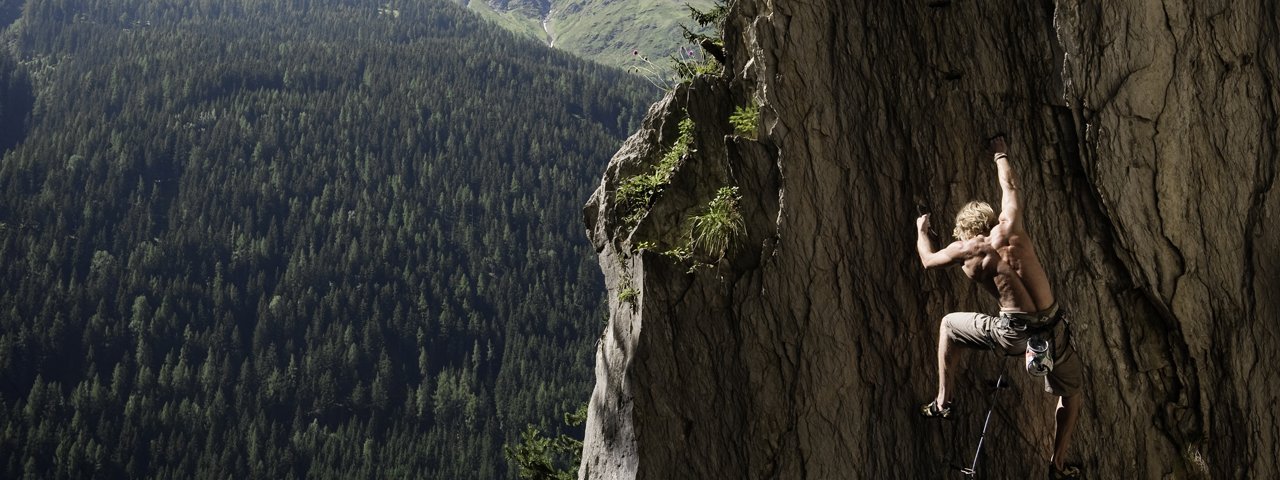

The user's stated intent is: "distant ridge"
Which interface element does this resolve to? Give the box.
[463,0,715,69]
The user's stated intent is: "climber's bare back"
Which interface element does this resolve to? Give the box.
[951,223,1054,313]
[916,135,1054,314]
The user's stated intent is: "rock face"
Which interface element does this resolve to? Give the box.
[580,1,1278,479]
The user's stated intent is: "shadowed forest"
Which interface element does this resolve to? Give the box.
[0,0,653,477]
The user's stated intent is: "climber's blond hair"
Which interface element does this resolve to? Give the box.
[953,201,996,241]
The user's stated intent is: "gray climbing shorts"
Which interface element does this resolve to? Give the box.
[943,311,1084,397]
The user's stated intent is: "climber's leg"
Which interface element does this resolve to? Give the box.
[931,312,997,408]
[1051,393,1082,470]
[935,320,963,407]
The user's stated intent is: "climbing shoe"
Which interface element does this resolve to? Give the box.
[1048,463,1081,479]
[919,400,953,420]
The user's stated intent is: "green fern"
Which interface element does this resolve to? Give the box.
[729,104,758,139]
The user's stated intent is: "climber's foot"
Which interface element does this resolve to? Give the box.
[919,400,954,420]
[1048,463,1082,479]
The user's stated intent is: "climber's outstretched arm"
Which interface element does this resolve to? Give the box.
[916,214,963,269]
[991,136,1022,232]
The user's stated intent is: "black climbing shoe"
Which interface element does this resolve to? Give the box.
[1049,463,1082,479]
[919,400,953,419]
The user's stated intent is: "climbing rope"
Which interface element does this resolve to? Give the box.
[958,372,1006,478]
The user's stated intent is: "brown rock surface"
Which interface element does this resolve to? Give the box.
[580,1,1278,478]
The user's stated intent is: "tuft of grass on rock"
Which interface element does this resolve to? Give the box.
[689,186,744,260]
[618,287,638,306]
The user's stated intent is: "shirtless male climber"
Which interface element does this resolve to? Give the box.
[914,135,1084,479]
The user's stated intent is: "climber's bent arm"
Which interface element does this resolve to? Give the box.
[917,221,963,269]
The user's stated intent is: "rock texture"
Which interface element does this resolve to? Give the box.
[580,1,1278,478]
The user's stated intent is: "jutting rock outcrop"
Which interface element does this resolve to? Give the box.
[580,1,1278,478]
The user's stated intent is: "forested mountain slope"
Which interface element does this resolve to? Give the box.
[0,0,652,478]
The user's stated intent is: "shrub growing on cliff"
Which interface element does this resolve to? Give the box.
[681,1,728,57]
[671,0,727,82]
[627,1,727,90]
[504,404,588,480]
[730,104,758,139]
[685,0,728,32]
[616,117,696,226]
[672,45,721,81]
[618,287,638,306]
[690,186,744,259]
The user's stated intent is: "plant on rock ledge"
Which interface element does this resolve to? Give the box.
[615,117,696,226]
[674,1,728,81]
[689,186,744,260]
[618,287,638,306]
[729,103,758,139]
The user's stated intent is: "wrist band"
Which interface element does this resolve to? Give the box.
[993,153,1007,160]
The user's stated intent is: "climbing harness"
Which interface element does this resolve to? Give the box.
[1006,307,1070,378]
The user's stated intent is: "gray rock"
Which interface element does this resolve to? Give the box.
[580,1,1278,478]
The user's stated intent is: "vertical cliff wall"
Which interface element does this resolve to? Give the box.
[580,1,1278,478]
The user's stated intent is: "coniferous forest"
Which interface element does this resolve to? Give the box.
[0,0,654,477]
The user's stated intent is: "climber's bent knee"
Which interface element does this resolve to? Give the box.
[941,312,1000,351]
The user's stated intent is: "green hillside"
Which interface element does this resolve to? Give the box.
[0,0,652,478]
[464,0,714,69]
[462,0,547,41]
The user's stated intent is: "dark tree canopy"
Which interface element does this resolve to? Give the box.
[0,0,652,478]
